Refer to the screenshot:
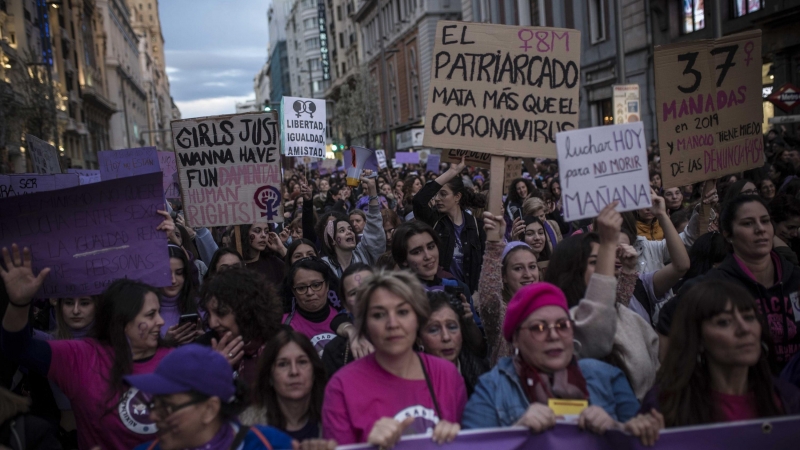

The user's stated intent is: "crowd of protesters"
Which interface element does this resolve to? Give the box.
[2,129,800,450]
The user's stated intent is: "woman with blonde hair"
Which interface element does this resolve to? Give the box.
[322,270,465,447]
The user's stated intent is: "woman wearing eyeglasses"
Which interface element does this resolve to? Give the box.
[129,344,294,450]
[283,258,340,356]
[462,283,640,434]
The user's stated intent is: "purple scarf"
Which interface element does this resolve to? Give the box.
[159,293,181,337]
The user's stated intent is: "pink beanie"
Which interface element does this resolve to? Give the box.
[502,282,569,342]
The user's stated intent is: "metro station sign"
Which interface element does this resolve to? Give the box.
[768,83,800,112]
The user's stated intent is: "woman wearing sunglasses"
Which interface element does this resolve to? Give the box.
[283,258,340,356]
[462,282,640,435]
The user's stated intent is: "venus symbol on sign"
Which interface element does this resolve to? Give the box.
[293,100,317,118]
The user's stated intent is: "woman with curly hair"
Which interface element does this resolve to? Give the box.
[196,266,283,391]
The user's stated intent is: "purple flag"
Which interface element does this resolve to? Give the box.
[0,172,171,297]
[396,152,420,164]
[338,419,800,450]
[426,155,441,174]
[98,147,160,180]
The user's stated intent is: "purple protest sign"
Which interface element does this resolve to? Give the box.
[0,174,80,198]
[396,152,420,165]
[339,419,800,450]
[67,169,101,185]
[157,151,180,199]
[98,147,160,180]
[426,155,441,174]
[0,172,171,297]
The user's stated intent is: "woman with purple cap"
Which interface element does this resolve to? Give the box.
[129,344,294,450]
[462,282,642,437]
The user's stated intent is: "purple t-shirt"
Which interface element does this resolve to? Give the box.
[47,339,171,450]
[322,352,467,445]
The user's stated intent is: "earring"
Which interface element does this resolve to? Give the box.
[514,347,519,357]
[418,344,424,352]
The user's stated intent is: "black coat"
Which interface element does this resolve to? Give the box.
[412,180,486,294]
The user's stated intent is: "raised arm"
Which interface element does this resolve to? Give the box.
[570,202,621,359]
[477,212,510,365]
[356,171,387,264]
[300,180,318,246]
[412,157,466,226]
[651,192,690,299]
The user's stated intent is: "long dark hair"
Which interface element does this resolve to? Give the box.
[167,245,199,315]
[543,233,599,307]
[769,194,800,225]
[283,257,339,313]
[314,212,349,258]
[200,267,282,343]
[505,177,534,206]
[53,296,99,340]
[95,280,161,405]
[657,279,783,426]
[284,238,319,268]
[391,220,442,269]
[253,329,327,430]
[204,248,243,282]
[682,232,728,282]
[720,195,771,240]
[523,216,552,261]
[444,175,486,210]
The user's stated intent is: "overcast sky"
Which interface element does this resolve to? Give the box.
[160,0,269,119]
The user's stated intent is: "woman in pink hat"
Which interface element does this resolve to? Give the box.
[461,279,663,445]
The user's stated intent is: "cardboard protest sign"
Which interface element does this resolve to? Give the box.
[426,155,441,174]
[395,152,420,165]
[98,147,160,180]
[67,169,101,185]
[281,97,327,158]
[503,159,523,195]
[441,148,492,169]
[375,149,388,169]
[171,112,283,227]
[26,134,62,174]
[422,22,580,158]
[0,174,80,198]
[0,172,171,297]
[556,122,651,221]
[158,151,181,199]
[655,30,763,188]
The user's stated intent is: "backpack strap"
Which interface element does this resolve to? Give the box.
[248,427,275,450]
[146,440,159,450]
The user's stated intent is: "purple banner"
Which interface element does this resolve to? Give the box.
[98,147,160,180]
[157,151,180,199]
[339,418,800,450]
[0,172,171,297]
[67,169,101,185]
[0,174,80,198]
[396,152,420,165]
[426,155,441,174]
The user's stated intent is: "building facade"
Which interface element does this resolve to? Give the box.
[128,0,179,150]
[268,0,292,108]
[353,0,461,153]
[254,60,271,111]
[286,0,329,99]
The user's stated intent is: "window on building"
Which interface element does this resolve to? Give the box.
[304,17,316,29]
[341,62,346,74]
[337,5,342,21]
[591,99,614,126]
[682,0,705,33]
[148,3,152,9]
[313,80,320,93]
[339,32,344,48]
[388,61,399,125]
[310,58,320,70]
[733,0,763,17]
[587,0,606,43]
[306,37,320,49]
[408,47,420,118]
